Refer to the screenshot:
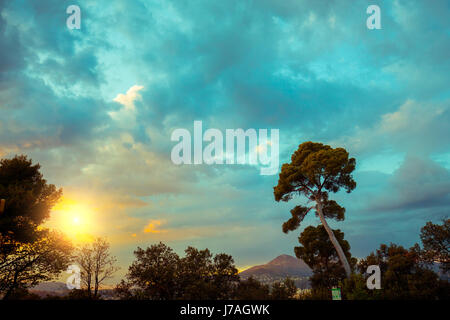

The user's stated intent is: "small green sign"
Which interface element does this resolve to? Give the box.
[331,287,342,300]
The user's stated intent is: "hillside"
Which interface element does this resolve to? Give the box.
[239,254,312,289]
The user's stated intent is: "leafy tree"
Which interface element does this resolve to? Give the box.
[75,237,118,299]
[274,142,356,277]
[0,155,62,243]
[0,230,72,300]
[234,277,270,300]
[178,247,215,299]
[178,247,239,299]
[119,242,180,300]
[210,252,240,299]
[114,280,141,300]
[0,155,71,300]
[295,225,355,293]
[116,243,239,300]
[340,273,379,300]
[358,243,449,299]
[417,219,449,274]
[270,277,297,300]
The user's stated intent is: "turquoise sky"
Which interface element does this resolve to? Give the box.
[0,0,449,279]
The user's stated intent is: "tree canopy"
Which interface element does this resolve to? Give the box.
[274,142,356,277]
[0,155,62,243]
[295,225,354,291]
[0,230,72,300]
[0,155,71,300]
[357,243,449,300]
[418,218,449,274]
[115,242,239,300]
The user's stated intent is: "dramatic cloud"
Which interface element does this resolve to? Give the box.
[0,0,448,273]
[368,156,450,212]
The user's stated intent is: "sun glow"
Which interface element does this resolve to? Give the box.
[49,196,96,243]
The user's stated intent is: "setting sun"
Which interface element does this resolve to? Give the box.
[47,196,96,242]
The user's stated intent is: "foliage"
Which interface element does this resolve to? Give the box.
[123,242,179,300]
[270,278,297,300]
[178,247,239,299]
[0,230,72,300]
[274,142,356,203]
[115,242,239,300]
[295,225,355,291]
[340,273,381,300]
[357,243,449,300]
[234,277,270,300]
[0,155,71,300]
[274,142,356,276]
[0,155,62,243]
[417,218,449,274]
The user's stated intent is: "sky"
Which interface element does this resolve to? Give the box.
[0,0,449,281]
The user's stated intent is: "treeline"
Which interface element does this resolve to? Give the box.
[295,221,449,300]
[116,219,449,300]
[0,156,73,300]
[0,154,449,300]
[0,155,298,300]
[114,242,297,300]
[273,142,449,300]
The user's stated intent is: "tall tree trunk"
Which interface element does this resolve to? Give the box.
[316,198,352,278]
[87,273,92,298]
[94,274,99,298]
[3,270,19,300]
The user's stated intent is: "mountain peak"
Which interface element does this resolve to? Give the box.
[267,254,300,265]
[239,254,312,288]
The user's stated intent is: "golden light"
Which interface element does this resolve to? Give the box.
[48,196,97,243]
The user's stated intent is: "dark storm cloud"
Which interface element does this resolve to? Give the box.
[0,0,449,266]
[368,156,450,212]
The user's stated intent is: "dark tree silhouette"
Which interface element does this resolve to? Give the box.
[0,230,72,300]
[270,278,297,300]
[274,142,356,277]
[234,277,270,300]
[178,247,239,299]
[0,155,62,243]
[115,242,239,300]
[417,218,449,274]
[126,242,179,300]
[358,243,449,299]
[295,225,354,293]
[0,155,71,300]
[75,237,118,299]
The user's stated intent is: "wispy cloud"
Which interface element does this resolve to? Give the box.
[143,219,167,234]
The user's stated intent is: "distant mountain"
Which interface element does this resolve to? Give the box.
[239,254,312,289]
[29,281,70,298]
[32,281,69,292]
[29,281,116,299]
